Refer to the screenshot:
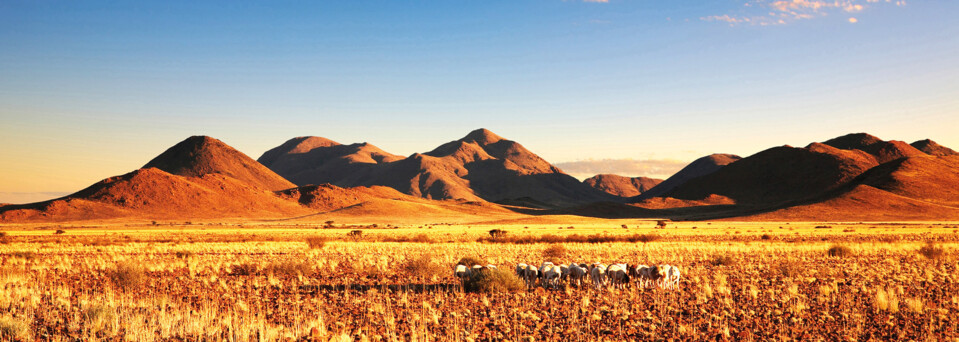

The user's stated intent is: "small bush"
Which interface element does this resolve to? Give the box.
[760,234,772,240]
[456,256,485,267]
[230,263,258,276]
[267,260,313,276]
[711,255,735,266]
[305,236,331,249]
[9,252,38,261]
[542,244,568,260]
[55,229,66,235]
[401,254,447,280]
[174,251,194,259]
[463,267,526,293]
[347,230,363,239]
[0,232,9,244]
[918,242,945,259]
[827,245,853,257]
[631,233,660,243]
[776,260,804,278]
[109,261,147,290]
[0,315,30,340]
[488,229,508,239]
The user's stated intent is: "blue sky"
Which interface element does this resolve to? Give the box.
[1,0,957,202]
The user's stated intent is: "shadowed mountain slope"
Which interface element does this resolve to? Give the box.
[262,128,614,207]
[911,139,959,157]
[257,136,403,187]
[636,154,741,200]
[584,174,662,198]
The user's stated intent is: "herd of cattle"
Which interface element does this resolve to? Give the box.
[454,262,682,290]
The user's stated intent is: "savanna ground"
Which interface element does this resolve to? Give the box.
[1,220,958,341]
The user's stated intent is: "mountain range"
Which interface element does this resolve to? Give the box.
[2,129,957,222]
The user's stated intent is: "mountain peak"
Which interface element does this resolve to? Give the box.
[144,135,295,191]
[822,133,883,150]
[462,128,504,145]
[911,139,959,157]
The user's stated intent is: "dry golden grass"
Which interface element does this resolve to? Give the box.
[0,220,956,340]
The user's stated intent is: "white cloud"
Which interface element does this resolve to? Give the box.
[554,158,689,180]
[702,0,904,26]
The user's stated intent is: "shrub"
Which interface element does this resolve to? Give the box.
[656,220,668,229]
[55,229,66,235]
[760,234,772,240]
[542,244,568,260]
[711,255,735,266]
[347,230,363,239]
[630,233,661,243]
[305,236,331,249]
[267,260,313,276]
[0,315,30,340]
[456,256,485,267]
[401,254,447,280]
[0,232,8,244]
[488,229,507,239]
[109,261,147,290]
[918,242,945,259]
[776,260,804,278]
[827,245,853,257]
[463,267,526,293]
[230,263,258,276]
[9,252,38,261]
[174,251,194,259]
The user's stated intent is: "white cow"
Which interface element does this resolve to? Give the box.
[589,263,608,290]
[607,263,630,289]
[559,264,570,282]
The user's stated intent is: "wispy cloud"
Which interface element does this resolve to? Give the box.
[554,159,688,180]
[702,0,906,26]
[582,0,609,3]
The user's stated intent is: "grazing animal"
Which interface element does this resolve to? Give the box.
[569,264,588,287]
[523,264,539,288]
[660,264,681,289]
[541,263,562,289]
[559,264,570,282]
[589,263,608,290]
[649,264,681,289]
[516,263,528,277]
[454,264,471,280]
[607,263,630,289]
[629,264,652,288]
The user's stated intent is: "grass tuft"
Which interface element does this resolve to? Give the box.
[463,267,526,293]
[108,261,147,290]
[827,244,853,257]
[918,242,945,259]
